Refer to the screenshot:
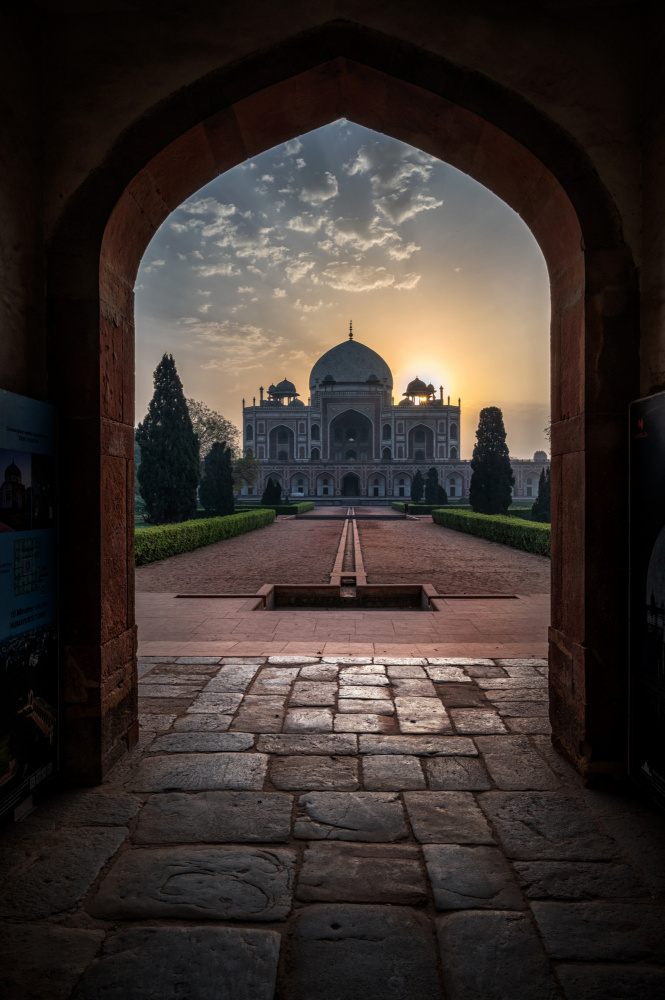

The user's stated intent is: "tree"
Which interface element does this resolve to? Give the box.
[469,406,515,514]
[261,477,282,505]
[436,484,448,506]
[424,467,440,504]
[233,448,260,494]
[411,469,425,503]
[199,441,235,516]
[136,354,199,524]
[186,399,240,463]
[530,467,551,522]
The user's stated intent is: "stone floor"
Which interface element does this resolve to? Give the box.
[2,655,664,999]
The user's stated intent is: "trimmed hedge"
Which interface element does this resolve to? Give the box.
[432,509,550,557]
[135,509,276,566]
[259,502,316,515]
[391,502,447,514]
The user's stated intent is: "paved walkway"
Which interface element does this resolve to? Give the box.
[2,654,664,999]
[137,592,550,658]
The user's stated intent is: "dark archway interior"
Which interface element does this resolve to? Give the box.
[330,411,374,463]
[342,473,361,496]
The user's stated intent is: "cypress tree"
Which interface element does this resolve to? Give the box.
[199,441,235,517]
[436,484,448,506]
[412,469,425,503]
[531,467,551,522]
[136,354,199,524]
[469,406,515,514]
[424,467,440,504]
[261,477,281,505]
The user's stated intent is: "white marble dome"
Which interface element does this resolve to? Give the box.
[309,338,393,391]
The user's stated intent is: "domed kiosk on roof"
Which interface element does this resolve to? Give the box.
[240,323,549,501]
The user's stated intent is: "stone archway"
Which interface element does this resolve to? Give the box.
[48,30,637,783]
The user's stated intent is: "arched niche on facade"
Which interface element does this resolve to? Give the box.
[269,424,295,461]
[369,472,386,498]
[408,423,434,461]
[329,409,374,463]
[49,31,638,783]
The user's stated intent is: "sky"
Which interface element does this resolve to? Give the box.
[135,120,550,459]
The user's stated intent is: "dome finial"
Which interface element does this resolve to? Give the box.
[349,320,353,340]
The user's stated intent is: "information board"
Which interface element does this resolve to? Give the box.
[629,390,665,808]
[0,390,57,821]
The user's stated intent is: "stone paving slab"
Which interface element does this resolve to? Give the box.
[340,674,390,687]
[474,735,558,789]
[138,683,201,698]
[338,684,390,697]
[426,666,472,683]
[424,756,492,790]
[32,790,140,827]
[290,681,337,705]
[359,734,477,756]
[423,844,525,910]
[70,927,281,1000]
[0,827,126,919]
[204,665,260,691]
[300,663,339,680]
[149,733,254,753]
[134,791,293,844]
[505,717,552,734]
[0,924,104,1000]
[480,792,619,859]
[89,846,296,921]
[362,754,426,790]
[284,707,333,732]
[531,901,665,962]
[231,696,286,732]
[449,708,508,734]
[173,713,232,731]
[284,904,442,1000]
[186,691,244,714]
[295,791,408,841]
[139,712,177,731]
[404,791,495,844]
[436,910,560,999]
[395,697,452,733]
[270,755,360,790]
[496,700,550,717]
[555,964,665,1000]
[334,712,393,733]
[433,683,485,706]
[297,843,427,904]
[514,860,649,899]
[258,733,358,755]
[391,678,438,696]
[338,697,395,714]
[128,753,268,791]
[386,664,427,678]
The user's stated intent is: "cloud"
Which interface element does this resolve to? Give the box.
[284,138,302,155]
[143,259,165,273]
[394,272,422,290]
[387,241,421,260]
[314,262,396,293]
[197,289,212,296]
[261,174,274,182]
[325,215,394,253]
[375,190,443,225]
[183,197,237,237]
[285,259,315,283]
[237,286,255,294]
[345,141,443,225]
[197,262,241,277]
[180,318,286,374]
[273,288,287,298]
[300,171,339,206]
[296,158,306,169]
[198,303,212,313]
[293,298,325,313]
[287,213,326,234]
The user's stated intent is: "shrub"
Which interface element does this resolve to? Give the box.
[135,509,276,566]
[392,502,448,514]
[432,508,550,557]
[260,502,315,515]
[530,468,551,523]
[261,477,282,505]
[199,440,234,517]
[411,469,425,503]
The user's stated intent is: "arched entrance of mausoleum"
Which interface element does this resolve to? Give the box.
[48,28,637,785]
[342,473,361,497]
